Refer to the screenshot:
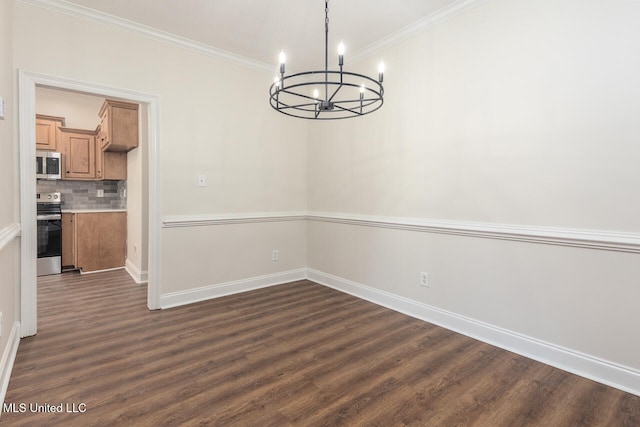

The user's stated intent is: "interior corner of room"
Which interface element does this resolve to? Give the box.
[1,0,640,422]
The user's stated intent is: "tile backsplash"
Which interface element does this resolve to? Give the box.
[37,180,126,210]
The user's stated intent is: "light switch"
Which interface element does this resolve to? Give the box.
[0,97,5,120]
[197,174,207,187]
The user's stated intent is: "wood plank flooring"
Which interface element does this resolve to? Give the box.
[2,269,639,426]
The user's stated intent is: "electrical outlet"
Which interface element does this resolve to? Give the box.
[272,250,279,261]
[97,189,104,197]
[420,272,430,288]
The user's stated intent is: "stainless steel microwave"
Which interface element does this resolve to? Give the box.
[36,151,61,180]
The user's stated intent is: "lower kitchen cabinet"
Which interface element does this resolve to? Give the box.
[62,212,126,272]
[61,213,75,268]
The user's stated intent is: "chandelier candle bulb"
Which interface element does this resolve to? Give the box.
[279,51,286,74]
[338,41,345,66]
[378,61,385,82]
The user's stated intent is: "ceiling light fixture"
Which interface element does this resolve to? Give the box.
[269,0,385,120]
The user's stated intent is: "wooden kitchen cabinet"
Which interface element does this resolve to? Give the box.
[95,126,127,180]
[61,213,75,268]
[35,114,65,151]
[59,127,96,180]
[59,126,126,181]
[74,212,127,272]
[98,99,138,152]
[97,150,127,180]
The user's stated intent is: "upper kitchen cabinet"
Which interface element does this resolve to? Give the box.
[59,127,96,180]
[95,125,127,181]
[35,114,65,151]
[98,99,138,152]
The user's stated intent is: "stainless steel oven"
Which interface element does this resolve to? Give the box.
[37,192,62,276]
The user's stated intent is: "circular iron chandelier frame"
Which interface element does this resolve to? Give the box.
[269,0,385,120]
[269,70,384,120]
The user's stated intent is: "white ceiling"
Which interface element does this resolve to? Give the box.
[63,0,464,70]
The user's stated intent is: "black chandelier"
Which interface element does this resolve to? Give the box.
[269,0,385,120]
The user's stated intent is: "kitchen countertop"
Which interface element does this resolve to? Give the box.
[62,209,127,213]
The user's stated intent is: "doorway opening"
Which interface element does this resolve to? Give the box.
[19,71,161,337]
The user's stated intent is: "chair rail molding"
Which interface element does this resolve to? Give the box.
[161,211,639,253]
[307,212,640,254]
[0,223,21,252]
[162,212,308,228]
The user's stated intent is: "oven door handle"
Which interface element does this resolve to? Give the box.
[36,214,62,220]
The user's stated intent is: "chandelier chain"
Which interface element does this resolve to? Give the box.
[325,0,329,28]
[324,0,329,96]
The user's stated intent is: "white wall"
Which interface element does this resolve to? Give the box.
[309,0,640,230]
[126,104,148,282]
[8,0,640,396]
[36,87,103,129]
[307,0,640,381]
[13,1,308,298]
[0,0,19,404]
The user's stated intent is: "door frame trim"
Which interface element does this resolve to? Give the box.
[18,70,162,337]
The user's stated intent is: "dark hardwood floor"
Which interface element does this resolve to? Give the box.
[2,269,639,426]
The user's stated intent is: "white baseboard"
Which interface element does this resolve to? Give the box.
[125,259,148,284]
[79,266,125,275]
[307,269,640,397]
[1,322,21,410]
[159,269,308,309]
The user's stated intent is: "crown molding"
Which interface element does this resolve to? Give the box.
[21,0,490,74]
[19,0,274,73]
[351,0,490,63]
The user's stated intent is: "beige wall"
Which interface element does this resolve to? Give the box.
[0,1,15,226]
[7,0,640,391]
[36,87,103,129]
[126,104,148,279]
[0,0,18,386]
[13,1,308,296]
[308,0,640,231]
[307,0,640,372]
